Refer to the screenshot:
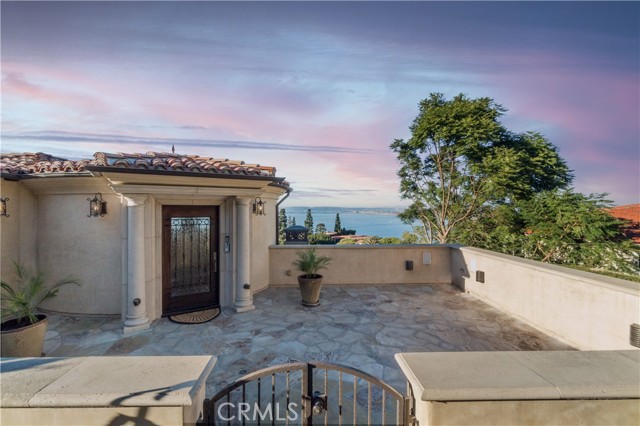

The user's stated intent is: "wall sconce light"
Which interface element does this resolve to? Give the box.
[224,236,231,253]
[87,193,107,217]
[0,198,8,217]
[253,196,266,216]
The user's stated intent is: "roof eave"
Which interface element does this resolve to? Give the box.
[268,181,292,191]
[85,165,288,185]
[1,171,92,180]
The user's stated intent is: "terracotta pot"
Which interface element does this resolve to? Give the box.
[297,275,323,307]
[1,315,48,357]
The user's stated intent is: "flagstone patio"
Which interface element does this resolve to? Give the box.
[43,284,573,395]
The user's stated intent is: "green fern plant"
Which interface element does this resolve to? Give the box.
[1,262,79,326]
[292,248,332,278]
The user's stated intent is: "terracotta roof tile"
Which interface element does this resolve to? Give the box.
[90,151,277,177]
[608,204,640,223]
[1,151,286,184]
[0,152,90,175]
[608,204,640,244]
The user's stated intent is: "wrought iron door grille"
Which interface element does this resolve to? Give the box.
[170,217,211,297]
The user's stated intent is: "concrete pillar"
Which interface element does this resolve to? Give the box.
[235,197,255,312]
[123,194,150,333]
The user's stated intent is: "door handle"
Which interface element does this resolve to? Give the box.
[213,252,218,272]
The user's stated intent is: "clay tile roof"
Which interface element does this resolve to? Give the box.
[89,151,277,178]
[608,204,640,244]
[1,151,285,185]
[0,152,90,175]
[608,204,640,223]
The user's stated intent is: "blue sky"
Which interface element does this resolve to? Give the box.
[2,1,638,207]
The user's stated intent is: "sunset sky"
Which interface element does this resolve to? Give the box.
[2,1,638,207]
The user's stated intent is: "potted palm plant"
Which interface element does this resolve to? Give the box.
[292,248,332,307]
[1,262,79,357]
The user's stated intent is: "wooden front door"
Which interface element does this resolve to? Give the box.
[162,205,219,316]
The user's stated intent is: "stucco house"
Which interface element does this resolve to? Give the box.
[0,151,291,333]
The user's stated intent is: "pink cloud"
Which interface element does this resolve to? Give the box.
[492,67,638,142]
[2,71,109,116]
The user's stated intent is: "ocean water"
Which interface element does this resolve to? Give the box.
[282,207,414,238]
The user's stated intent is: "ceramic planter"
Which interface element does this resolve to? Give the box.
[1,315,48,357]
[297,275,323,307]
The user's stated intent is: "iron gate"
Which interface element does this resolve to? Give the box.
[200,361,414,425]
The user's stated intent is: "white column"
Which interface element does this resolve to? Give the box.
[235,197,255,312]
[123,194,150,333]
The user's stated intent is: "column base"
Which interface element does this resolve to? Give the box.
[123,322,151,335]
[235,304,256,313]
[124,315,150,327]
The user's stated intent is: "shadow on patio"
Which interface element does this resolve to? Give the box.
[44,284,572,395]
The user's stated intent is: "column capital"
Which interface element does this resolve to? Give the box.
[124,194,148,206]
[236,196,252,206]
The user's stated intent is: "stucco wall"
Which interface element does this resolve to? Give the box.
[0,180,38,282]
[451,246,640,350]
[251,197,278,293]
[269,245,452,286]
[419,398,638,426]
[397,350,640,426]
[0,355,214,426]
[37,191,123,315]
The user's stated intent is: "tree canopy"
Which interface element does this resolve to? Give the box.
[391,92,638,276]
[278,208,287,245]
[391,93,572,244]
[518,190,637,273]
[455,190,638,274]
[304,209,314,231]
[334,213,342,233]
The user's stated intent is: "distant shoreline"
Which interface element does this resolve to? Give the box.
[280,206,413,238]
[284,206,405,215]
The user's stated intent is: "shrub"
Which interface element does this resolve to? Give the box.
[362,236,381,245]
[337,238,356,245]
[400,231,419,244]
[379,237,402,244]
[309,233,335,245]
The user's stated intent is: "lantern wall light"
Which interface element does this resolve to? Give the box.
[0,198,8,217]
[87,193,107,217]
[253,196,266,216]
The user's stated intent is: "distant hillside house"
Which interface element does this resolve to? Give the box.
[608,204,640,244]
[0,151,290,333]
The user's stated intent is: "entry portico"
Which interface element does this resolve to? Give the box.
[0,151,291,334]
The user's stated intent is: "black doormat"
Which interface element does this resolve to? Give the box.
[169,308,220,324]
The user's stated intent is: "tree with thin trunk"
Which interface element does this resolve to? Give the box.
[304,209,314,233]
[334,213,342,233]
[278,208,287,244]
[391,93,572,244]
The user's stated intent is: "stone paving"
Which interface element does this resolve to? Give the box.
[44,284,573,396]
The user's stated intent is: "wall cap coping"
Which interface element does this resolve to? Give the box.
[395,350,640,402]
[0,356,216,408]
[269,244,454,250]
[457,246,639,295]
